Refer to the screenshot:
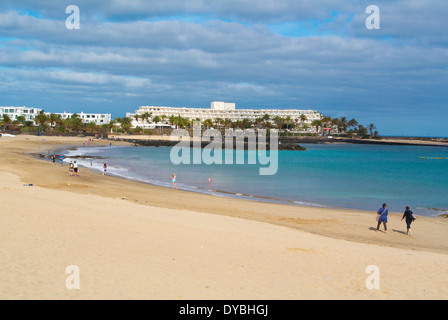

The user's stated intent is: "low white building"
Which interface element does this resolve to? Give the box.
[0,106,43,123]
[46,112,112,125]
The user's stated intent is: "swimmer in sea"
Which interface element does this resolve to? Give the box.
[172,173,177,190]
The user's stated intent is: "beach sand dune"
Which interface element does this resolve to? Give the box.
[0,136,447,299]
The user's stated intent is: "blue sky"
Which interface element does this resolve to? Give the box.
[0,0,447,137]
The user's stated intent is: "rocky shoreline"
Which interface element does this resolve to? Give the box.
[117,137,308,151]
[114,135,448,150]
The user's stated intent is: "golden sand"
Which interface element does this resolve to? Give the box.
[0,135,447,299]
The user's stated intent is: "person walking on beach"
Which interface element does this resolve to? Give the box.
[172,173,177,190]
[208,176,211,189]
[60,155,64,166]
[52,154,56,165]
[73,161,79,177]
[376,203,389,233]
[401,206,415,236]
[103,163,108,175]
[69,161,74,176]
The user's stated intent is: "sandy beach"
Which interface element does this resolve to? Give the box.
[0,135,447,300]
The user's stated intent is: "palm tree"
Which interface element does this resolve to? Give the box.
[160,114,168,134]
[284,116,293,131]
[368,123,376,137]
[152,115,162,134]
[214,117,223,131]
[140,112,153,133]
[35,111,49,132]
[203,118,213,129]
[300,114,308,124]
[52,115,66,133]
[119,117,132,133]
[48,113,59,128]
[67,113,84,132]
[16,115,26,126]
[348,118,359,131]
[262,114,270,121]
[357,125,368,139]
[86,121,99,134]
[1,114,12,131]
[338,117,347,134]
[272,116,283,130]
[168,115,177,128]
[311,119,322,134]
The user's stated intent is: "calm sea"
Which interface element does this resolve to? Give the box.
[60,143,448,217]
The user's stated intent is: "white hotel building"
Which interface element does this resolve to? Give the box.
[0,106,42,122]
[0,106,111,126]
[127,102,322,130]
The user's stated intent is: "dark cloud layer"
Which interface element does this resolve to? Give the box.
[0,1,447,136]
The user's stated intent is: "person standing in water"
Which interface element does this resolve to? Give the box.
[376,203,389,233]
[103,163,108,175]
[401,206,415,236]
[208,176,212,189]
[172,173,177,190]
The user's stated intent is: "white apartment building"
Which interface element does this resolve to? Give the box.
[127,102,322,130]
[0,107,112,126]
[0,106,43,123]
[45,112,112,125]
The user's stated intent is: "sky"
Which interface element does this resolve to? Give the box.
[0,0,447,137]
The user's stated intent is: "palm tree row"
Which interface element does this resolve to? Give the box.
[131,113,312,132]
[1,111,379,139]
[311,116,380,139]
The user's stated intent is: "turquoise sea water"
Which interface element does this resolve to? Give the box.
[61,143,448,217]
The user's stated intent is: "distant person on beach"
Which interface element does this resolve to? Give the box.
[103,163,108,175]
[401,206,415,236]
[60,155,64,166]
[172,174,177,190]
[74,161,79,176]
[376,203,389,232]
[52,154,56,165]
[208,176,211,189]
[90,161,93,168]
[69,161,74,176]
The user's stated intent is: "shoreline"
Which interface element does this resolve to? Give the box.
[1,135,448,299]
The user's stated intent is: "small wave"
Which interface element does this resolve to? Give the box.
[293,201,329,208]
[415,207,448,217]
